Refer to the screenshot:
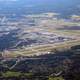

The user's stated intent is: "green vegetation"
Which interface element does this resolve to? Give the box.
[0,44,80,80]
[23,72,33,78]
[2,71,21,78]
[49,77,64,80]
[1,71,34,79]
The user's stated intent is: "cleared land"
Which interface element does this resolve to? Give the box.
[2,39,80,58]
[1,13,80,58]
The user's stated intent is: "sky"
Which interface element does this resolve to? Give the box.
[0,0,18,1]
[0,0,80,17]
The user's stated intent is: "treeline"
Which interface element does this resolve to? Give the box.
[0,45,80,80]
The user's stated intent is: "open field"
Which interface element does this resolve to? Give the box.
[2,39,80,58]
[0,13,80,59]
[42,27,80,39]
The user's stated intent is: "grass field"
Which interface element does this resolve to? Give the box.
[2,39,80,58]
